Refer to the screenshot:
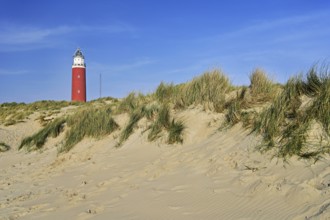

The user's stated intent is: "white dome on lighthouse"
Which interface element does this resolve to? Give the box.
[72,48,86,68]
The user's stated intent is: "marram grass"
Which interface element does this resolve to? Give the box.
[180,69,232,112]
[59,107,119,153]
[0,100,81,126]
[117,108,144,147]
[249,68,277,103]
[117,104,185,146]
[167,119,185,144]
[19,106,119,153]
[16,64,330,159]
[0,142,10,152]
[19,117,66,151]
[153,69,232,112]
[254,66,330,158]
[147,104,171,141]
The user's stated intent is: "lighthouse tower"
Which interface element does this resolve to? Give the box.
[71,48,86,102]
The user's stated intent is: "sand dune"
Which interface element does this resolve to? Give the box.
[1,107,330,220]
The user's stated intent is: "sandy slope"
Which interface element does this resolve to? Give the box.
[1,108,330,220]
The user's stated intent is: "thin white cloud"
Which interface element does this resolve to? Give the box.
[0,68,29,75]
[206,10,330,42]
[0,25,71,45]
[0,23,136,51]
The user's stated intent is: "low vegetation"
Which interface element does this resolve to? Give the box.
[19,106,119,153]
[19,118,66,151]
[146,104,185,144]
[60,106,119,153]
[117,103,185,147]
[11,65,330,159]
[224,69,279,127]
[0,100,81,126]
[254,66,330,159]
[0,142,10,152]
[249,68,277,103]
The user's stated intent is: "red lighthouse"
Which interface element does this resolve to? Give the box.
[71,48,86,102]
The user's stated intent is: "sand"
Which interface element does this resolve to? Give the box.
[1,107,330,220]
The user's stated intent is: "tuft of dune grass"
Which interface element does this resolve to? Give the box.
[179,69,232,112]
[153,69,232,111]
[117,92,148,114]
[117,108,144,147]
[117,103,185,146]
[147,104,184,144]
[59,107,119,153]
[254,65,330,158]
[19,118,66,151]
[249,68,278,103]
[0,142,10,152]
[0,100,81,126]
[19,106,119,153]
[167,119,185,144]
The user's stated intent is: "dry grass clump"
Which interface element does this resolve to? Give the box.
[19,118,66,151]
[147,104,170,141]
[146,104,184,143]
[224,70,277,128]
[249,68,278,103]
[254,66,330,158]
[302,66,323,96]
[117,92,149,113]
[59,107,119,153]
[117,103,185,146]
[223,87,250,127]
[167,119,185,144]
[305,70,330,134]
[154,82,185,106]
[19,105,119,153]
[153,70,232,111]
[179,69,232,112]
[0,102,30,126]
[0,100,80,126]
[0,142,10,152]
[147,104,185,144]
[117,107,145,147]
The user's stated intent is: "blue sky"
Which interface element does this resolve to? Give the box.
[0,0,329,103]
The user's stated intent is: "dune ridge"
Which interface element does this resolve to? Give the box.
[1,106,330,220]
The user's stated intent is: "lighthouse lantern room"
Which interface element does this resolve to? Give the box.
[71,48,86,102]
